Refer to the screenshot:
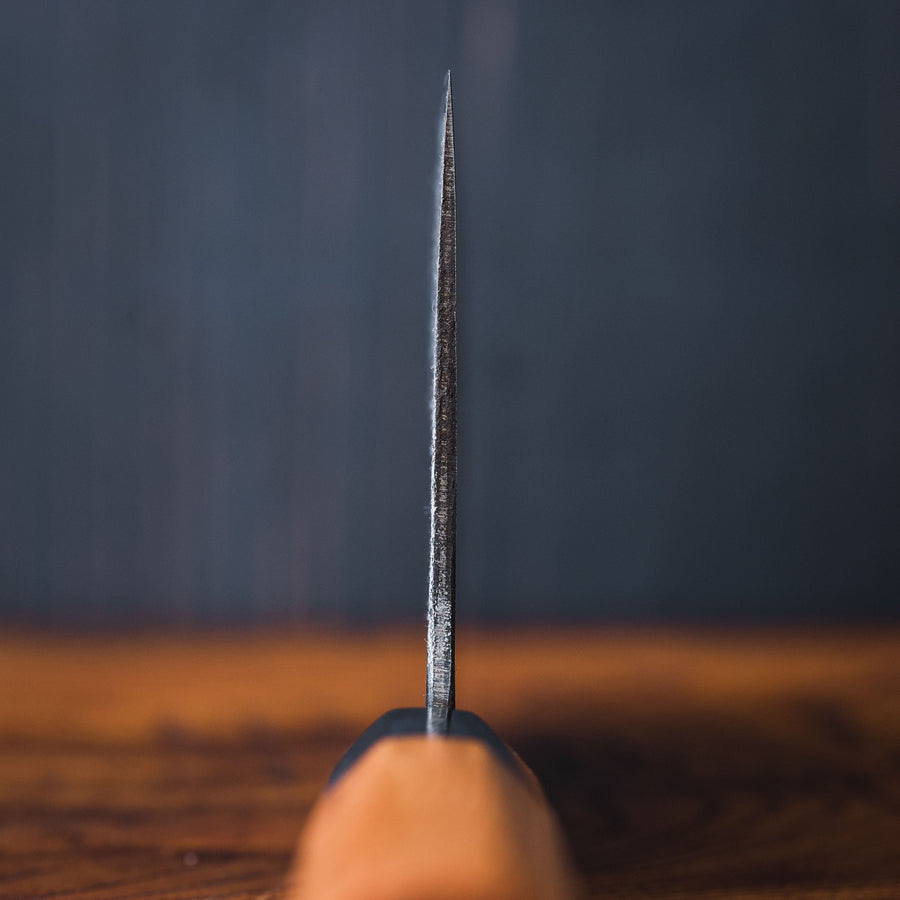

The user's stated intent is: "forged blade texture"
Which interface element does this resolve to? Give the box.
[426,74,457,735]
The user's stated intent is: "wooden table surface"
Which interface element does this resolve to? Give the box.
[1,628,899,899]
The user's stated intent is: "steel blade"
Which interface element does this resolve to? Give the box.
[426,72,457,735]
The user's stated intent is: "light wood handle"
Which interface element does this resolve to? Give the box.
[288,735,582,900]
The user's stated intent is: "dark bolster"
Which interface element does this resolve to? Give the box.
[328,708,521,786]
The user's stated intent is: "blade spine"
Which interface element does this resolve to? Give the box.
[426,73,456,735]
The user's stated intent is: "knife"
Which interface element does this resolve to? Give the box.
[288,73,581,900]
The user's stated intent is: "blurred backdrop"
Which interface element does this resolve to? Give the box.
[1,1,898,626]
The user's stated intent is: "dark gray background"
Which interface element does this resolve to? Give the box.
[2,1,898,626]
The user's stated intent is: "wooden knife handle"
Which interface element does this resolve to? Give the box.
[288,734,582,900]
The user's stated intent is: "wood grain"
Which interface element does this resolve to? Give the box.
[0,628,898,898]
